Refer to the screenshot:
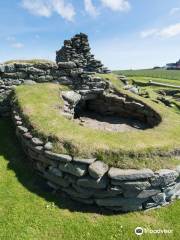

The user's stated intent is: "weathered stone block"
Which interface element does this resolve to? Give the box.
[151,169,179,187]
[62,91,81,105]
[43,172,70,188]
[44,151,72,162]
[164,183,180,200]
[77,176,107,189]
[113,181,151,190]
[44,142,53,151]
[136,189,161,199]
[59,162,87,177]
[88,161,109,179]
[23,80,37,85]
[48,166,63,177]
[108,168,154,181]
[31,137,44,146]
[17,126,28,133]
[73,157,96,165]
[58,62,77,69]
[152,193,166,204]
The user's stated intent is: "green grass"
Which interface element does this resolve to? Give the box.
[0,118,180,240]
[113,69,180,112]
[2,59,55,65]
[13,80,180,170]
[114,69,180,82]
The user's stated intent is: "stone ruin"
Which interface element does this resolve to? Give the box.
[56,33,111,74]
[0,33,180,212]
[0,32,161,129]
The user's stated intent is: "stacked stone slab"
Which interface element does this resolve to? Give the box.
[61,90,161,127]
[0,62,58,116]
[12,107,180,212]
[0,62,107,116]
[56,33,111,74]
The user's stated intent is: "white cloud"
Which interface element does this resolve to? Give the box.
[100,0,130,12]
[11,43,24,49]
[169,7,180,16]
[21,0,75,21]
[141,23,180,39]
[22,0,52,17]
[140,29,158,38]
[84,0,99,17]
[52,0,75,21]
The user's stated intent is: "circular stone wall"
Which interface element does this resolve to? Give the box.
[62,90,162,130]
[12,106,180,213]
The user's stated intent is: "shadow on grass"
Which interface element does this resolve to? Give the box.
[0,117,116,215]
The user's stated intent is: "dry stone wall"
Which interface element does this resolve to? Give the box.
[0,61,107,117]
[56,33,111,73]
[12,107,180,212]
[1,33,180,212]
[0,33,111,116]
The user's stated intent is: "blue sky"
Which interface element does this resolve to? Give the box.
[0,0,180,69]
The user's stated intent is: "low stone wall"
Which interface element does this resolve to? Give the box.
[0,62,107,117]
[61,89,161,128]
[12,107,180,212]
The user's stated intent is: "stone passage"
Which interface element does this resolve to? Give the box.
[56,33,111,73]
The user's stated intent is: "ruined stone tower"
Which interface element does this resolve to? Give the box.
[56,33,110,74]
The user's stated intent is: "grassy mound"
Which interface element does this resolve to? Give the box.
[13,74,180,170]
[0,118,179,240]
[3,59,55,65]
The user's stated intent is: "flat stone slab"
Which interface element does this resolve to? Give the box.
[112,181,151,191]
[164,183,180,200]
[151,169,179,187]
[108,168,154,181]
[58,61,77,69]
[23,132,33,139]
[77,176,107,189]
[44,151,72,162]
[44,142,53,151]
[88,161,109,179]
[31,137,44,146]
[17,126,28,133]
[23,80,37,85]
[59,162,87,177]
[73,157,96,165]
[62,91,81,105]
[136,189,161,199]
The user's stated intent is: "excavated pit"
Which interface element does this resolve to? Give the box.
[73,93,161,132]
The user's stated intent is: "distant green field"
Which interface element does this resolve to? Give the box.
[114,69,180,81]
